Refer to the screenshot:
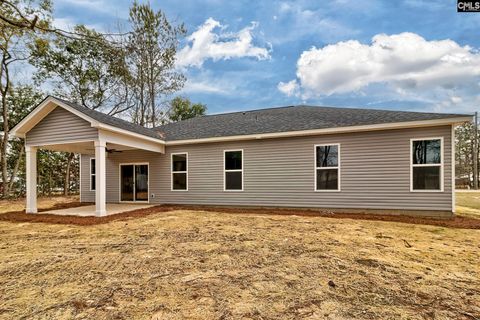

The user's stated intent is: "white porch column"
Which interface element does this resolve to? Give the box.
[25,146,37,213]
[95,139,107,216]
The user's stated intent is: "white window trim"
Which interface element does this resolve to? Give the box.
[224,149,244,192]
[314,143,341,192]
[171,152,188,191]
[90,158,96,191]
[118,162,150,203]
[451,125,456,213]
[79,154,82,201]
[410,137,444,193]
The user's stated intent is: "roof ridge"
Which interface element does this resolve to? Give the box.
[155,105,299,128]
[155,104,470,129]
[297,104,468,115]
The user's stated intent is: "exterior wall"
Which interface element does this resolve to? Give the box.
[26,106,98,146]
[80,125,453,213]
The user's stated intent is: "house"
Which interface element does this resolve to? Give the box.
[11,96,472,217]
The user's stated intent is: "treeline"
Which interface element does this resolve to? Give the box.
[456,122,479,189]
[0,0,205,198]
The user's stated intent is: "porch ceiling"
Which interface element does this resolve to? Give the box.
[39,141,144,155]
[40,141,95,154]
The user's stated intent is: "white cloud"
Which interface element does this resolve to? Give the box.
[176,18,271,68]
[182,80,229,95]
[280,32,480,98]
[450,96,463,104]
[52,17,76,31]
[54,0,117,14]
[271,2,360,44]
[52,16,106,33]
[277,80,299,97]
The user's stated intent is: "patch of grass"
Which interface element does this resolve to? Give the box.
[427,228,446,234]
[456,191,480,219]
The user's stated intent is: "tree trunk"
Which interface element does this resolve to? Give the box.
[1,48,11,198]
[8,146,24,194]
[64,152,74,196]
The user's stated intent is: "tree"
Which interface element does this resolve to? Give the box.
[166,96,207,123]
[456,122,479,188]
[2,86,44,196]
[30,25,129,114]
[1,0,124,41]
[0,0,51,33]
[126,1,186,127]
[29,24,134,195]
[0,0,51,197]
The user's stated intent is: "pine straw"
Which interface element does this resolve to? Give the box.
[0,208,479,319]
[1,204,480,229]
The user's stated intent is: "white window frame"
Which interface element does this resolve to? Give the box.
[118,162,150,203]
[171,152,188,191]
[224,149,244,192]
[79,154,82,201]
[410,137,444,192]
[314,143,341,192]
[90,158,96,191]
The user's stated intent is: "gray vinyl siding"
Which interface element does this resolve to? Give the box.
[26,106,98,146]
[80,125,453,212]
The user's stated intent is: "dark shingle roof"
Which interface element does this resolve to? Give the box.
[53,97,164,140]
[44,97,470,142]
[154,105,470,141]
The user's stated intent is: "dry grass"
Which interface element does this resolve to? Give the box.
[0,195,80,214]
[456,191,480,219]
[0,206,479,319]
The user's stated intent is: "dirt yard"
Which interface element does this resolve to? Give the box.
[0,197,479,319]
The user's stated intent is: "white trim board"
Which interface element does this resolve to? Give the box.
[90,158,96,192]
[10,96,166,146]
[165,117,472,146]
[79,154,82,202]
[451,125,456,213]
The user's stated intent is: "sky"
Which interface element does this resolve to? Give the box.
[50,0,480,115]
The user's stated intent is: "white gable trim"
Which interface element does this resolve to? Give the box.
[10,97,97,138]
[10,96,165,145]
[95,123,165,145]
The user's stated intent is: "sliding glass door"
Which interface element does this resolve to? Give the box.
[120,164,149,202]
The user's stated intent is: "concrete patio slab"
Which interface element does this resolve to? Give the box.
[42,203,155,217]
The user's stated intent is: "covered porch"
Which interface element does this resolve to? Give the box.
[25,138,163,217]
[10,96,166,217]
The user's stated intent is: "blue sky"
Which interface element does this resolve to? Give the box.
[51,0,480,114]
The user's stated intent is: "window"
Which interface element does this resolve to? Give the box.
[315,144,340,191]
[90,158,96,191]
[171,153,188,191]
[224,150,243,191]
[411,138,443,191]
